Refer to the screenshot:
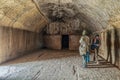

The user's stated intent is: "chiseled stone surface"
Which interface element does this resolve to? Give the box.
[0,0,120,32]
[0,50,120,80]
[35,0,120,32]
[0,0,47,32]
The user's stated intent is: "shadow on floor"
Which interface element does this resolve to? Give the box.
[1,49,115,69]
[87,60,114,68]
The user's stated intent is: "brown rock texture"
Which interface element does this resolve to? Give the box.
[114,28,120,69]
[0,0,47,32]
[34,0,120,32]
[44,20,89,35]
[0,27,43,63]
[98,27,120,69]
[69,35,81,50]
[0,0,120,69]
[43,35,61,50]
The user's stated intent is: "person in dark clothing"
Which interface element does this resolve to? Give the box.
[93,34,101,64]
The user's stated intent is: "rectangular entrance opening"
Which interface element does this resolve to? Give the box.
[62,35,69,49]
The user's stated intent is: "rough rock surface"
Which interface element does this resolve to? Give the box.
[0,0,47,32]
[0,50,120,80]
[0,0,120,32]
[34,0,120,32]
[0,27,43,64]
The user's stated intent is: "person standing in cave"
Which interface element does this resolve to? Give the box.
[79,30,90,68]
[93,34,101,64]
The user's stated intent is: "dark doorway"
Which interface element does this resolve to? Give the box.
[62,35,69,49]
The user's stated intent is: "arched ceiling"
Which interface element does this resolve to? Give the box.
[109,14,120,28]
[0,0,47,32]
[34,0,120,32]
[0,0,120,33]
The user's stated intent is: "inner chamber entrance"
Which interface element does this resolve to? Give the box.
[62,35,69,49]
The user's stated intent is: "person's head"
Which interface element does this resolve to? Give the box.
[95,34,99,39]
[82,30,86,36]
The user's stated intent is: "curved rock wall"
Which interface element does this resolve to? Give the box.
[34,0,120,32]
[0,0,47,32]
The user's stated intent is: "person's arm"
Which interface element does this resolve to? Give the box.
[93,38,96,44]
[88,37,90,46]
[79,37,83,44]
[86,36,90,46]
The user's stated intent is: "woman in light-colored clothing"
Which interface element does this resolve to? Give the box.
[79,30,90,67]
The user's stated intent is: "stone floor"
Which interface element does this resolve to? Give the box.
[0,49,120,80]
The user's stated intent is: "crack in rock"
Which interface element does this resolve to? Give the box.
[73,66,76,75]
[31,70,41,80]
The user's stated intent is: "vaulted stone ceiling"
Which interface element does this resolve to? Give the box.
[0,0,47,32]
[0,0,120,33]
[34,0,120,32]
